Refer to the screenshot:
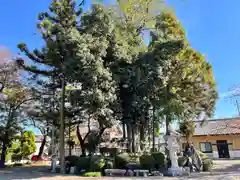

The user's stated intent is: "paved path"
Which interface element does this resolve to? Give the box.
[0,160,240,180]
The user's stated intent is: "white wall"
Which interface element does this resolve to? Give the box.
[33,142,50,156]
[229,150,240,158]
[213,151,218,159]
[34,142,42,155]
[210,150,240,159]
[205,152,214,159]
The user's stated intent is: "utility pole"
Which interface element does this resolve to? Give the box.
[152,106,156,152]
[59,75,65,174]
[68,117,71,156]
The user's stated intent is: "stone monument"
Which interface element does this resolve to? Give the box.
[164,124,183,176]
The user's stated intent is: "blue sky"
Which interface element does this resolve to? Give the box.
[167,0,240,118]
[0,0,240,133]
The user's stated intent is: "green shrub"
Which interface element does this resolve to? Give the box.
[104,157,114,169]
[65,155,90,170]
[108,148,119,157]
[78,157,90,170]
[12,163,23,167]
[12,154,22,162]
[65,155,81,166]
[202,159,213,172]
[82,172,101,177]
[151,152,165,168]
[89,155,105,171]
[178,156,188,167]
[140,154,155,170]
[6,152,12,161]
[129,153,140,163]
[151,148,157,152]
[115,153,130,169]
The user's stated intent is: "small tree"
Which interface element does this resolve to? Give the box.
[179,120,196,145]
[20,131,36,159]
[0,56,33,167]
[13,131,36,160]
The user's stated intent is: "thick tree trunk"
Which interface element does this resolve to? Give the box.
[152,106,155,152]
[1,111,12,168]
[122,122,126,140]
[147,117,151,143]
[186,136,190,147]
[152,124,155,151]
[165,116,171,158]
[0,140,7,168]
[37,135,47,158]
[76,125,88,157]
[140,111,148,151]
[166,116,171,135]
[140,124,144,150]
[81,147,86,157]
[143,108,151,149]
[126,123,132,152]
[131,125,135,153]
[68,118,71,156]
[96,128,106,146]
[88,127,106,155]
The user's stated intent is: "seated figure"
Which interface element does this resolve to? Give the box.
[183,143,202,172]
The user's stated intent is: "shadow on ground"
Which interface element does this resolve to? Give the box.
[0,162,240,180]
[0,165,79,179]
[186,161,240,179]
[212,163,240,173]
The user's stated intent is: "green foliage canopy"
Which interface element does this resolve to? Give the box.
[15,0,218,153]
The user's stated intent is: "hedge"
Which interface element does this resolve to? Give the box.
[115,153,130,169]
[139,154,155,170]
[151,152,165,168]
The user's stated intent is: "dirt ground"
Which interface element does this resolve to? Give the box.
[0,160,240,180]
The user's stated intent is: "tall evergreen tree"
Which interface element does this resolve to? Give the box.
[17,0,85,172]
[147,12,218,134]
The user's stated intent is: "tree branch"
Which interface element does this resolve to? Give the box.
[76,124,83,142]
[83,115,92,142]
[13,97,36,111]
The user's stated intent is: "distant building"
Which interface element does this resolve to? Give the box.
[181,118,240,159]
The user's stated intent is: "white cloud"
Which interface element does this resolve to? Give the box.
[219,87,240,99]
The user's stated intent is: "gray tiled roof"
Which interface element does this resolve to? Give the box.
[194,118,240,136]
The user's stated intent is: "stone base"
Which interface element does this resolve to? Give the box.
[70,167,76,174]
[167,167,183,176]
